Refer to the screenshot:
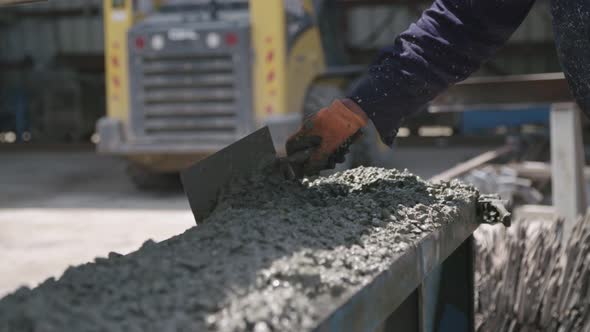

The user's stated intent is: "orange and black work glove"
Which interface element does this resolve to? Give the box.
[286,99,369,177]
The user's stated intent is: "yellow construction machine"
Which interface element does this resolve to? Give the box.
[98,0,363,188]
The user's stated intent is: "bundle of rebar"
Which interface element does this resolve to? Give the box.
[475,213,590,331]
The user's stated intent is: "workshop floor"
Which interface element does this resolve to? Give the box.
[0,144,495,297]
[0,150,194,297]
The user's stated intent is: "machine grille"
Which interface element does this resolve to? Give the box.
[138,53,238,141]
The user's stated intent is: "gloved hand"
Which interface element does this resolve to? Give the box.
[286,99,369,177]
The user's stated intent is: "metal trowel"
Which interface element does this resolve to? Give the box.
[181,127,290,223]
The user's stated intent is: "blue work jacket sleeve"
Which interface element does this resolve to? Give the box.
[348,0,536,146]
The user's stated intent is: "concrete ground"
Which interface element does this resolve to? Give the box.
[0,144,496,297]
[0,149,194,297]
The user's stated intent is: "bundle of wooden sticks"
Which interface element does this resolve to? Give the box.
[474,213,590,332]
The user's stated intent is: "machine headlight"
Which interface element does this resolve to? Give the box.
[151,34,165,51]
[206,32,221,49]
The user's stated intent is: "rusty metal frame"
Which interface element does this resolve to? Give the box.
[430,73,572,112]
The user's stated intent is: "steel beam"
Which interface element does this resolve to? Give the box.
[429,146,514,183]
[550,102,587,239]
[431,73,572,112]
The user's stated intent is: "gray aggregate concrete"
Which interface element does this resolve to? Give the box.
[0,167,479,332]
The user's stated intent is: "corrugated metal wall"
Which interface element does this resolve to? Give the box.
[346,0,559,75]
[347,5,419,49]
[0,0,105,143]
[1,0,558,76]
[0,0,103,63]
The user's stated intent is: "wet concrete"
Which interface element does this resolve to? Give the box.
[0,166,479,331]
[0,146,493,298]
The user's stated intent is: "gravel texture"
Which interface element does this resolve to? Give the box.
[0,167,480,332]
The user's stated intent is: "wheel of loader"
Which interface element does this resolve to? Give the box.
[126,162,182,191]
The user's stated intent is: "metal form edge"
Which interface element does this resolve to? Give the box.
[312,202,479,332]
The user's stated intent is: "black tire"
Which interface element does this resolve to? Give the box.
[126,162,182,191]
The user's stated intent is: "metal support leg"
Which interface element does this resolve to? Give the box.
[379,237,475,332]
[550,102,587,239]
[432,236,475,332]
[381,290,420,332]
[418,266,442,332]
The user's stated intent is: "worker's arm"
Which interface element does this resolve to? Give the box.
[349,0,536,146]
[285,0,535,176]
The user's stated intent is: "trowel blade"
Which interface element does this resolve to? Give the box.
[181,127,277,223]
